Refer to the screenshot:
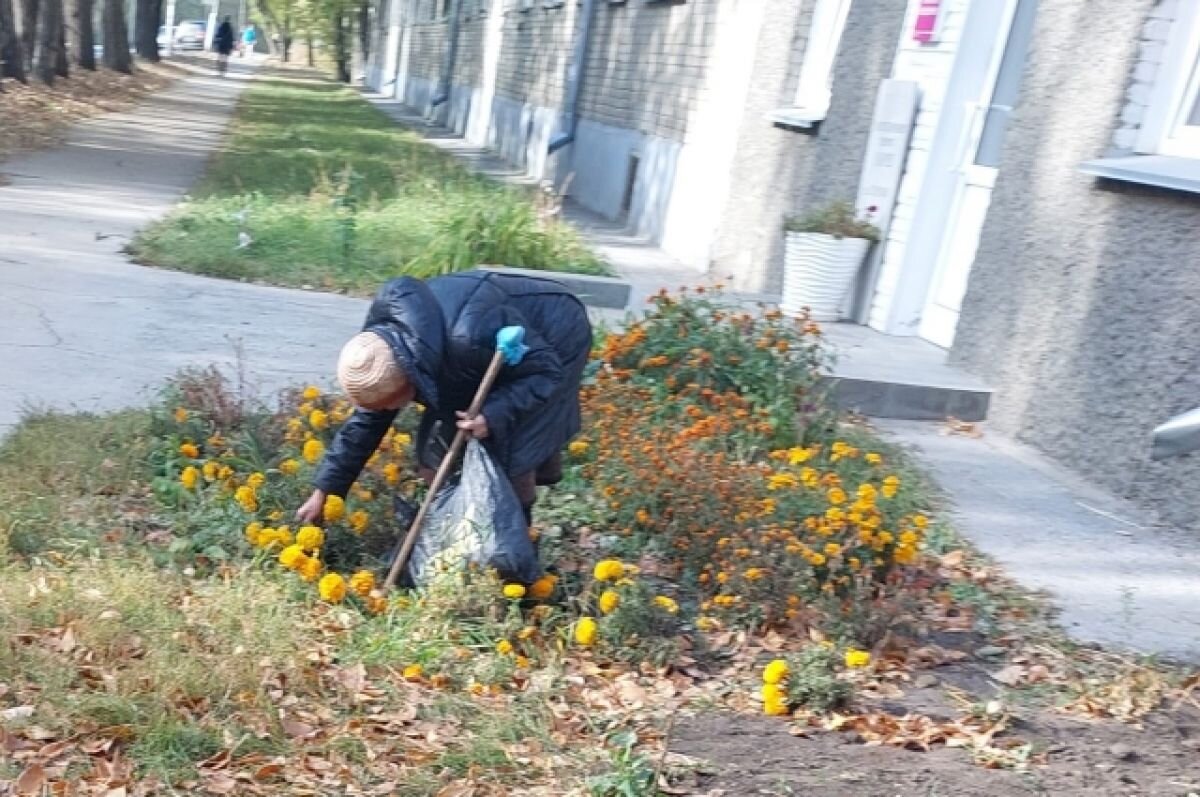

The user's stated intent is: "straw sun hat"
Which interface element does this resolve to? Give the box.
[337,331,408,406]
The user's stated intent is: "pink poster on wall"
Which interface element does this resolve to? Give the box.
[913,0,941,43]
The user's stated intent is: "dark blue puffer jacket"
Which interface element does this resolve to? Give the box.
[313,270,592,497]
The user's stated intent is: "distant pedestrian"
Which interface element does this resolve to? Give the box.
[214,16,235,75]
[240,25,256,57]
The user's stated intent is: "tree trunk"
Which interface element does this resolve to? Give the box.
[334,10,348,82]
[357,0,367,62]
[0,0,26,81]
[74,0,93,68]
[35,0,62,84]
[54,0,67,76]
[133,0,156,60]
[20,0,37,72]
[101,0,128,72]
[304,29,311,66]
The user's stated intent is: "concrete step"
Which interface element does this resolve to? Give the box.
[822,323,992,422]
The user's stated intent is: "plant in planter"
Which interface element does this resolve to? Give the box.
[782,201,880,322]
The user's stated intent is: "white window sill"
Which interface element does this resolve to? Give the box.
[769,108,826,129]
[1079,154,1200,194]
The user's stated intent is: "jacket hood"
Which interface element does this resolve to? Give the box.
[362,277,444,407]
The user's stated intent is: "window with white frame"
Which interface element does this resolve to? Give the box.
[771,0,853,128]
[1137,2,1200,159]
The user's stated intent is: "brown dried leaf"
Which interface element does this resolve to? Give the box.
[991,665,1026,687]
[14,763,46,795]
[281,718,318,740]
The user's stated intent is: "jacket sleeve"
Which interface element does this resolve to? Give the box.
[481,323,564,446]
[313,408,398,496]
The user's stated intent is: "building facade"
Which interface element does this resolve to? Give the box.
[366,0,1200,529]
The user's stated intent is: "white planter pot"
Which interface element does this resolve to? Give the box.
[781,232,872,322]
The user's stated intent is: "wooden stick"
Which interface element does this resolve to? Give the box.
[382,348,508,591]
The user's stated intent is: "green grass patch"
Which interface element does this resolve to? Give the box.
[130,78,607,293]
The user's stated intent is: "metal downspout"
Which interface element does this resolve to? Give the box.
[548,0,597,154]
[431,0,463,108]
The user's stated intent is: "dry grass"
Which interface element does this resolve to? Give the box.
[0,61,180,160]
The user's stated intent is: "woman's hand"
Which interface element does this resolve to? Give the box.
[456,411,490,439]
[296,488,327,524]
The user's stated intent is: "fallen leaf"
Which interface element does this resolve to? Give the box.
[252,763,283,781]
[2,705,35,721]
[15,763,46,795]
[991,665,1026,687]
[36,739,73,761]
[281,718,318,739]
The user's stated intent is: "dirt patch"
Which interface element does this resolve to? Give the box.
[0,62,181,160]
[670,653,1200,796]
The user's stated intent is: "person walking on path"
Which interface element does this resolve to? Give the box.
[214,17,235,75]
[240,24,256,57]
[295,270,593,534]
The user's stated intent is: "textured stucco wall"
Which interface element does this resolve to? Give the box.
[711,0,908,293]
[952,0,1200,530]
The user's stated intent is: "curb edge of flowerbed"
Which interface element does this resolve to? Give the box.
[479,265,632,310]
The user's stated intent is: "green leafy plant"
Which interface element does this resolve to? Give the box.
[784,200,880,241]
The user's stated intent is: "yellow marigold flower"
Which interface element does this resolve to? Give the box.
[598,590,620,614]
[767,472,800,491]
[515,654,530,669]
[180,466,199,490]
[179,442,200,459]
[202,461,220,481]
[574,617,598,647]
[367,595,388,615]
[349,570,375,597]
[309,409,329,431]
[696,616,719,632]
[764,695,791,716]
[402,664,423,681]
[247,472,266,490]
[298,557,323,582]
[174,407,189,424]
[278,544,308,571]
[762,682,787,702]
[503,583,527,600]
[865,452,883,465]
[354,487,374,501]
[568,439,590,457]
[744,567,765,581]
[857,484,877,503]
[322,494,345,523]
[845,649,872,669]
[518,626,537,641]
[528,574,557,600]
[297,402,314,417]
[234,485,257,512]
[899,530,919,547]
[809,552,827,567]
[654,595,679,614]
[824,542,842,557]
[296,525,324,552]
[593,559,624,582]
[348,510,369,534]
[279,459,300,476]
[827,487,847,505]
[318,573,346,603]
[382,462,401,486]
[894,545,917,565]
[787,446,812,465]
[302,438,324,464]
[302,386,321,401]
[762,659,790,685]
[217,465,234,480]
[635,508,652,525]
[245,521,263,546]
[912,514,929,529]
[495,639,514,655]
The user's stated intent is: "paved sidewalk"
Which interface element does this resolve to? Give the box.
[0,61,366,434]
[882,420,1200,662]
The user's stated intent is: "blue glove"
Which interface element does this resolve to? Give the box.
[496,326,529,366]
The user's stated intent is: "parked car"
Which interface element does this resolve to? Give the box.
[156,20,207,51]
